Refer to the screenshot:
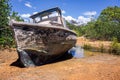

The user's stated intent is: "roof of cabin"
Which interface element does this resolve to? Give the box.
[30,7,62,19]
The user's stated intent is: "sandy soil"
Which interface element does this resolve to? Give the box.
[0,37,120,80]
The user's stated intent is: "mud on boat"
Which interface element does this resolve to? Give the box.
[9,7,77,67]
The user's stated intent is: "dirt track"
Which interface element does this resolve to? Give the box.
[0,37,120,80]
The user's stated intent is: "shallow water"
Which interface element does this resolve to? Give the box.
[67,46,102,58]
[68,46,84,58]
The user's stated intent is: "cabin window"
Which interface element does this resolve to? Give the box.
[34,17,41,23]
[42,16,48,20]
[49,12,58,17]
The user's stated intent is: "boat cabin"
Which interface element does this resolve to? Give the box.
[30,7,66,27]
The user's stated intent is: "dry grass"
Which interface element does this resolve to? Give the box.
[77,36,111,49]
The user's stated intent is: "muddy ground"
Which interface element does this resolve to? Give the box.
[0,37,120,80]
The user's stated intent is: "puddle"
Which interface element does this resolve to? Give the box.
[68,46,84,58]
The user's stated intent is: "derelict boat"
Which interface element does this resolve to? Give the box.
[9,7,77,67]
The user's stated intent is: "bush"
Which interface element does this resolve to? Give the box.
[83,44,92,50]
[109,37,120,55]
[99,44,105,53]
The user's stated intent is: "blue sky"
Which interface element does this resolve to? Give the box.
[11,0,119,25]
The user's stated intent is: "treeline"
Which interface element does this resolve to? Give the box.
[0,0,12,48]
[0,0,23,48]
[68,6,120,41]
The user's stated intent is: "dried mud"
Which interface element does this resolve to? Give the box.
[0,37,120,80]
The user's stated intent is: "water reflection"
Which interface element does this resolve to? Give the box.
[68,46,84,58]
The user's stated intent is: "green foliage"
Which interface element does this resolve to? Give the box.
[0,0,24,48]
[0,0,11,28]
[0,0,13,48]
[66,21,85,36]
[109,37,120,55]
[10,11,24,21]
[91,6,120,41]
[95,6,120,41]
[83,21,98,39]
[98,6,120,23]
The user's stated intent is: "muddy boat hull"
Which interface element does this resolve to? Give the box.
[11,22,77,66]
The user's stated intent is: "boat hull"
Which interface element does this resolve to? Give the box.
[11,22,77,65]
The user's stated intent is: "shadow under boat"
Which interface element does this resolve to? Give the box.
[10,51,73,68]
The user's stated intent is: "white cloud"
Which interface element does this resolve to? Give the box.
[64,16,76,22]
[83,11,97,16]
[77,16,91,25]
[63,11,97,25]
[62,10,66,14]
[64,15,91,25]
[33,12,38,14]
[25,2,32,8]
[20,14,31,18]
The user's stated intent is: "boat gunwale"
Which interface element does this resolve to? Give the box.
[10,21,77,35]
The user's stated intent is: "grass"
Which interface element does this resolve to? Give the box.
[82,38,120,55]
[83,44,92,50]
[108,38,120,55]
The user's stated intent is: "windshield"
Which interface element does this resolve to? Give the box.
[33,12,59,23]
